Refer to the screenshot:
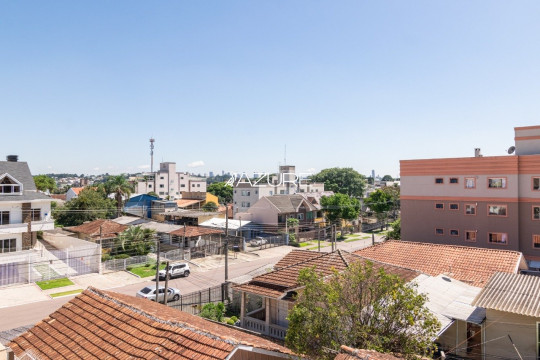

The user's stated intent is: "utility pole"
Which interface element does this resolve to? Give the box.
[225,213,229,282]
[163,260,170,306]
[155,238,160,297]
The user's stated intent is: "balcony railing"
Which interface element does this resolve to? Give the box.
[242,314,288,340]
[0,219,54,234]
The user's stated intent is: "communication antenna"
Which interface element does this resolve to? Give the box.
[150,138,155,173]
[507,146,516,155]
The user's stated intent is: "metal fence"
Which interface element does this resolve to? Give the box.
[102,255,153,272]
[168,282,231,315]
[245,234,287,251]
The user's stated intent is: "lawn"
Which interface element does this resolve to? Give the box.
[50,289,83,298]
[127,262,167,278]
[298,242,313,248]
[36,278,74,290]
[307,241,331,250]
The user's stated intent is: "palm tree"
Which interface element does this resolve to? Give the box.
[104,175,134,218]
[117,226,156,256]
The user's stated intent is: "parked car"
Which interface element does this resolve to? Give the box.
[158,263,190,280]
[136,286,181,303]
[250,237,267,246]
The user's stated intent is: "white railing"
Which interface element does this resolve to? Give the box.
[269,324,287,340]
[31,219,55,231]
[243,317,267,334]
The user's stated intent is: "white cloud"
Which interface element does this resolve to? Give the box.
[187,160,205,168]
[138,164,150,169]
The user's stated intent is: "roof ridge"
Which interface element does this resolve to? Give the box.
[347,252,424,276]
[337,249,350,267]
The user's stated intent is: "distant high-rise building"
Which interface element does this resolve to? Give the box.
[371,170,375,179]
[209,171,214,178]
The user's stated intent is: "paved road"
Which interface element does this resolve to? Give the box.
[0,254,283,332]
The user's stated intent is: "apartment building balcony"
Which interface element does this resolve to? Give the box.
[0,219,54,234]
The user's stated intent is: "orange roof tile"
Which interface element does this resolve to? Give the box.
[66,219,128,239]
[9,288,296,360]
[234,250,421,299]
[170,226,223,238]
[354,240,524,288]
[274,249,324,269]
[70,187,84,195]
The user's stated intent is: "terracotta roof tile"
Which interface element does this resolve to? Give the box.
[66,219,128,239]
[169,226,223,238]
[354,240,524,288]
[274,249,324,269]
[9,288,295,360]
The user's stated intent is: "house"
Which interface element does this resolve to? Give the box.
[235,194,320,231]
[135,161,207,199]
[0,155,54,253]
[64,219,128,244]
[169,225,224,249]
[176,192,219,210]
[400,125,540,264]
[65,186,84,202]
[354,240,527,288]
[471,272,540,359]
[199,217,255,239]
[233,165,325,215]
[7,287,299,360]
[234,250,421,340]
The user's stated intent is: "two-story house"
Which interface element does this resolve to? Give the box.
[0,155,54,254]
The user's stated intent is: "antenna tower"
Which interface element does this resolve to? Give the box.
[149,138,155,173]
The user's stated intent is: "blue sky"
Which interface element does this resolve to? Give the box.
[2,1,540,178]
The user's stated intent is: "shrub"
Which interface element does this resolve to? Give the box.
[101,254,112,262]
[226,318,235,325]
[289,241,300,248]
[113,254,130,260]
[230,316,238,322]
[200,302,225,322]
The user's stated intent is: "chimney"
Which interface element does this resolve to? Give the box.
[474,148,482,158]
[6,155,18,162]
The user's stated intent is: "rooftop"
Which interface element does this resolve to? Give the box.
[169,226,223,238]
[8,287,296,359]
[354,240,525,288]
[65,219,128,238]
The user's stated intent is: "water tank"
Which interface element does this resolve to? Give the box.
[6,155,18,162]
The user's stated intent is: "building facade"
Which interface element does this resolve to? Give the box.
[400,125,540,262]
[135,162,206,199]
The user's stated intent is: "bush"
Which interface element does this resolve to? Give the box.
[289,241,300,248]
[37,231,44,240]
[230,316,238,322]
[226,318,235,325]
[200,302,225,322]
[101,254,112,262]
[113,254,130,260]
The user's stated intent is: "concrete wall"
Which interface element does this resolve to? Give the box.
[483,309,538,359]
[243,198,278,225]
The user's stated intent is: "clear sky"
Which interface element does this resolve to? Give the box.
[2,1,540,178]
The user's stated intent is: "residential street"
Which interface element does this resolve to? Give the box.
[0,235,381,332]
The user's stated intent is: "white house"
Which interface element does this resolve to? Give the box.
[0,156,54,254]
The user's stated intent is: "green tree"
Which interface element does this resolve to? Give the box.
[311,168,366,198]
[147,191,159,198]
[202,201,218,212]
[321,193,360,233]
[365,189,392,224]
[386,218,401,240]
[53,188,115,227]
[103,175,134,217]
[33,175,57,193]
[207,182,233,204]
[380,185,400,219]
[381,175,394,181]
[285,262,439,359]
[286,217,300,242]
[117,225,156,256]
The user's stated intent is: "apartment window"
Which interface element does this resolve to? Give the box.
[465,231,477,242]
[465,177,476,189]
[159,192,164,195]
[297,213,304,220]
[488,205,507,217]
[534,235,540,249]
[435,178,444,184]
[465,204,476,215]
[488,177,507,189]
[435,203,444,210]
[255,190,258,194]
[197,184,200,187]
[0,238,16,253]
[449,178,459,184]
[534,206,540,220]
[181,184,185,188]
[246,202,250,207]
[488,232,508,244]
[160,176,164,180]
[450,229,459,236]
[192,184,195,187]
[280,190,285,194]
[159,184,164,188]
[449,203,459,210]
[31,209,41,221]
[435,228,444,235]
[533,177,540,191]
[0,211,9,225]
[148,184,152,188]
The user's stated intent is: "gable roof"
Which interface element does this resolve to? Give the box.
[68,187,84,195]
[8,287,295,360]
[0,161,36,191]
[263,195,318,213]
[235,250,421,300]
[354,240,525,288]
[472,272,540,317]
[65,219,128,238]
[169,226,223,238]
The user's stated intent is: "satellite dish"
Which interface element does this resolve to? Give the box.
[507,146,516,154]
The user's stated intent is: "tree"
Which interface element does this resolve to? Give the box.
[380,185,400,219]
[311,168,366,198]
[364,189,392,224]
[321,193,360,233]
[53,188,115,227]
[207,182,233,204]
[285,262,440,359]
[202,201,218,212]
[386,218,401,240]
[103,175,134,217]
[116,225,156,256]
[147,191,159,198]
[287,217,299,242]
[381,175,393,181]
[33,175,57,193]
